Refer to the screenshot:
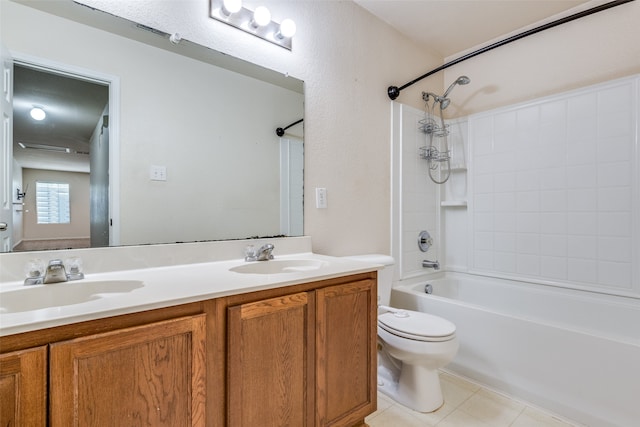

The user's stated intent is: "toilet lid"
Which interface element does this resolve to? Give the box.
[378,310,456,342]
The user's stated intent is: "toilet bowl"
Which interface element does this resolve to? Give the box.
[344,254,458,413]
[378,308,458,412]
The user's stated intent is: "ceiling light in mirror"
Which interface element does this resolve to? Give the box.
[30,107,46,121]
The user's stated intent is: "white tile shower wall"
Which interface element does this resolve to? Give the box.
[468,75,639,297]
[400,104,440,279]
[442,120,469,271]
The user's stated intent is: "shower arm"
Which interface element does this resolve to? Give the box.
[386,0,635,100]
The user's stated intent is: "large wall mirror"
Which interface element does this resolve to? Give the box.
[0,0,304,253]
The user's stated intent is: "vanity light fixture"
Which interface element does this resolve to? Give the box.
[276,19,296,39]
[221,0,242,16]
[210,0,296,50]
[30,106,46,121]
[251,6,271,28]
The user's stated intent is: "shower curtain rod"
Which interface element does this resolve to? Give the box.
[276,118,303,136]
[387,0,635,100]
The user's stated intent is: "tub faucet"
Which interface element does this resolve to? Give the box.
[43,259,68,284]
[255,244,275,261]
[422,259,440,270]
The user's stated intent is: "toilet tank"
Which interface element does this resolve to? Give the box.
[343,254,395,306]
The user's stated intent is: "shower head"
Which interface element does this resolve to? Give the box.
[442,75,471,98]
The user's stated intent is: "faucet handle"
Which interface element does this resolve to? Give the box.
[65,257,85,280]
[244,245,258,262]
[24,258,45,278]
[23,259,45,285]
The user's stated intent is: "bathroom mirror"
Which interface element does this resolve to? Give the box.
[1,0,304,252]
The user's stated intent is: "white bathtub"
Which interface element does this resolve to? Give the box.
[390,272,640,427]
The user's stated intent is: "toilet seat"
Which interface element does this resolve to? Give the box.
[378,310,456,342]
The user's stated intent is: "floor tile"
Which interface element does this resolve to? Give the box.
[511,407,577,427]
[366,404,435,427]
[457,388,525,427]
[434,409,494,427]
[439,372,478,408]
[365,371,580,427]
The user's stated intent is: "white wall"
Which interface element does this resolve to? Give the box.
[79,0,640,257]
[462,75,639,298]
[74,0,443,256]
[390,103,440,279]
[442,0,640,117]
[9,0,638,257]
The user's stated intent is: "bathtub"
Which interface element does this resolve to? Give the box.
[390,272,640,427]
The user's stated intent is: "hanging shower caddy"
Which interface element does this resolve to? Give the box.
[418,116,450,163]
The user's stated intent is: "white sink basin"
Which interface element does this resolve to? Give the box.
[0,280,145,314]
[230,259,327,275]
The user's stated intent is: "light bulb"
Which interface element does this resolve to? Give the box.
[277,19,296,38]
[30,107,46,121]
[251,6,271,28]
[222,0,242,16]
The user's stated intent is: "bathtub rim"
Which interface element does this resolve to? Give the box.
[392,271,640,346]
[396,269,640,305]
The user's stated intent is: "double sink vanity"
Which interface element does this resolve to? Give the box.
[0,237,380,426]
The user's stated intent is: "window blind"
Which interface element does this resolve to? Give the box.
[36,182,70,224]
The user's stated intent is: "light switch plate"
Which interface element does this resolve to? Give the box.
[315,187,327,208]
[150,165,167,181]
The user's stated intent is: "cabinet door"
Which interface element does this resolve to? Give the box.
[228,292,313,427]
[49,314,206,427]
[316,279,377,427]
[0,345,47,426]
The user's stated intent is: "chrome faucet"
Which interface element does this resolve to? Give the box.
[24,258,84,285]
[255,243,275,261]
[422,259,440,270]
[43,259,68,284]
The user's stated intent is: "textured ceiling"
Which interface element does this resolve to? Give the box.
[12,65,109,172]
[354,0,594,57]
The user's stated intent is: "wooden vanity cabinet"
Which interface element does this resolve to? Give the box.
[0,271,377,427]
[227,291,314,426]
[49,314,207,426]
[225,275,377,427]
[0,303,209,427]
[316,279,377,427]
[0,346,47,426]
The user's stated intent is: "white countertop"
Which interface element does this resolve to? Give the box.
[0,253,380,336]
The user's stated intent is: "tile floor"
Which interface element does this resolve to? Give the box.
[365,371,580,427]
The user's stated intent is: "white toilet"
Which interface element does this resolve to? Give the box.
[346,254,458,413]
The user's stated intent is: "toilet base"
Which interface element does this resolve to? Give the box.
[377,353,444,413]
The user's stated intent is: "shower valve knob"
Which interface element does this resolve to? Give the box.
[418,230,433,252]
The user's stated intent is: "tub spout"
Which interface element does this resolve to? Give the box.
[422,259,440,270]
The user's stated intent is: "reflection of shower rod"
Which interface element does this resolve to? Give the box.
[418,117,449,137]
[419,146,450,162]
